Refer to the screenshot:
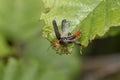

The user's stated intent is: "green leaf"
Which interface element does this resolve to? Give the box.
[104,26,120,37]
[40,0,120,53]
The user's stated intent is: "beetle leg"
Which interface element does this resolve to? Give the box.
[74,41,82,46]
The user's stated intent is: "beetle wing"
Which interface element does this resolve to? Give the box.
[61,19,71,37]
[52,20,61,40]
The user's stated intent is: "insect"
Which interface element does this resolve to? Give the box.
[50,19,82,54]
